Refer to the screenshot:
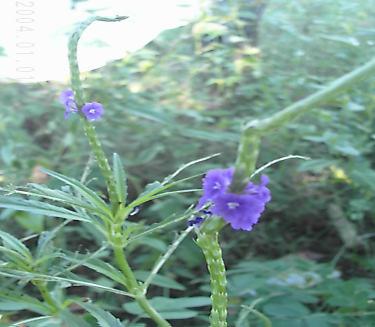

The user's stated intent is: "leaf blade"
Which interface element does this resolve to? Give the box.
[113,153,128,205]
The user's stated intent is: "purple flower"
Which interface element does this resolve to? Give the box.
[59,89,78,119]
[245,175,271,203]
[197,168,234,208]
[197,168,271,231]
[212,193,266,231]
[81,102,104,121]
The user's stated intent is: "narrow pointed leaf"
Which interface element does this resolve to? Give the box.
[0,292,50,315]
[162,153,220,185]
[0,196,90,222]
[59,310,91,327]
[113,153,127,205]
[78,302,123,327]
[135,270,186,291]
[0,246,31,268]
[41,168,112,217]
[0,230,32,261]
[63,255,128,286]
[11,316,53,327]
[0,269,134,298]
[26,183,109,216]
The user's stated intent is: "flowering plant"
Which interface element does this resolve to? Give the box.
[0,14,375,327]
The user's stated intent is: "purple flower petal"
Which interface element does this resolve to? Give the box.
[197,168,271,231]
[202,167,233,198]
[245,175,271,203]
[59,89,74,104]
[82,102,104,121]
[59,89,78,119]
[212,193,265,231]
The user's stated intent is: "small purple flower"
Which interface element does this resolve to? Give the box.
[197,168,234,208]
[81,102,104,121]
[245,175,271,203]
[212,193,265,231]
[197,168,271,231]
[59,89,78,119]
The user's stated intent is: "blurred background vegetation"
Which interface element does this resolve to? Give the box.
[1,0,375,325]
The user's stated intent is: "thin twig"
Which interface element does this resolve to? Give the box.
[142,226,194,294]
[250,154,309,179]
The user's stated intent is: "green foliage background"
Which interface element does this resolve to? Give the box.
[1,0,375,325]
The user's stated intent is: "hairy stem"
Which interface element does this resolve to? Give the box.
[68,16,127,106]
[196,231,227,327]
[230,131,261,193]
[33,280,59,313]
[83,120,119,210]
[230,56,375,192]
[112,230,171,327]
[67,15,170,326]
[245,56,375,132]
[67,16,127,211]
[143,226,193,294]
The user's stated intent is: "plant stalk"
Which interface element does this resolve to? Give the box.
[112,231,171,327]
[230,56,375,192]
[196,230,228,327]
[67,15,170,326]
[33,280,59,313]
[67,16,128,212]
[245,56,375,133]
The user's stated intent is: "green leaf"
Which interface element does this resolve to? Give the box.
[162,153,220,185]
[41,168,112,217]
[0,269,134,298]
[64,255,128,286]
[11,316,55,327]
[0,246,31,268]
[59,310,91,327]
[134,270,186,291]
[129,153,218,209]
[0,230,32,261]
[35,221,69,259]
[26,183,108,216]
[113,153,128,205]
[137,181,163,199]
[123,296,210,319]
[129,173,201,209]
[236,306,272,327]
[128,207,195,242]
[263,301,310,317]
[0,196,91,222]
[0,292,50,315]
[131,237,167,252]
[78,302,124,327]
[15,212,45,233]
[304,314,334,327]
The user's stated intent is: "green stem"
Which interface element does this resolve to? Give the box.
[112,231,171,327]
[143,226,193,294]
[33,280,59,313]
[196,231,227,327]
[67,15,169,326]
[230,56,375,192]
[83,120,119,209]
[68,16,128,106]
[112,243,139,292]
[67,16,127,211]
[245,56,375,133]
[230,131,261,193]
